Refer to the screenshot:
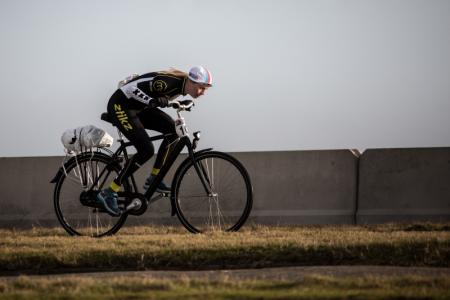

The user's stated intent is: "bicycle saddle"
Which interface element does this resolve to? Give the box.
[101,112,114,124]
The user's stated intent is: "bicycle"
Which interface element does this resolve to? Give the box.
[50,100,253,237]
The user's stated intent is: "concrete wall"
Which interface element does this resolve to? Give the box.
[0,150,358,228]
[0,156,62,228]
[357,148,450,223]
[0,147,449,228]
[233,151,358,224]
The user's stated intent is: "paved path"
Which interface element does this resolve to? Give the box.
[3,266,450,281]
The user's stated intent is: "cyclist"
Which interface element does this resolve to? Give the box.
[96,66,213,216]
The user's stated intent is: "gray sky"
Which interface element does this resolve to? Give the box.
[1,0,449,157]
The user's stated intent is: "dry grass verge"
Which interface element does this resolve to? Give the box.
[0,274,449,299]
[0,223,449,274]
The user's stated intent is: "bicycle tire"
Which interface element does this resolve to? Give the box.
[172,151,253,233]
[53,152,129,237]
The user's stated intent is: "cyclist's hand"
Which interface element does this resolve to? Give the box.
[157,97,169,108]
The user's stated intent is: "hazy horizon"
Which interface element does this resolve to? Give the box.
[1,0,449,157]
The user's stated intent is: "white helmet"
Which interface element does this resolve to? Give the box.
[188,66,213,86]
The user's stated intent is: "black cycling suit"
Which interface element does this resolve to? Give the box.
[107,72,188,186]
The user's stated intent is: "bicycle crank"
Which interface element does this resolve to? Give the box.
[124,194,148,216]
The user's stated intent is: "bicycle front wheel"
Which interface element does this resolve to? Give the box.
[53,152,129,237]
[172,151,253,233]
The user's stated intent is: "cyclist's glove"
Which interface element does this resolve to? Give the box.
[156,97,169,108]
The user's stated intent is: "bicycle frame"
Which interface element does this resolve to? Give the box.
[142,135,214,200]
[79,130,213,207]
[100,133,170,196]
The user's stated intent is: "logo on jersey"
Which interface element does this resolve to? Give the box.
[153,80,167,92]
[132,88,150,103]
[114,104,133,131]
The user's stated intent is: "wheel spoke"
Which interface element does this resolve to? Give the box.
[54,154,128,237]
[174,152,252,233]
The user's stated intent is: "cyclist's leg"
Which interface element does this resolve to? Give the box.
[139,108,177,191]
[107,103,155,187]
[139,108,177,171]
[97,95,155,215]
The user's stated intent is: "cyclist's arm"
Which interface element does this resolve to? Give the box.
[124,86,169,108]
[119,73,183,108]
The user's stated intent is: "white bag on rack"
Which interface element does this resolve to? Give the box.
[61,125,113,153]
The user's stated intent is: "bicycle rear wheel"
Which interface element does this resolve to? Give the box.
[172,151,253,233]
[53,152,129,237]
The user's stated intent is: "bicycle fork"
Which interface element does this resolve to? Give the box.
[187,146,216,197]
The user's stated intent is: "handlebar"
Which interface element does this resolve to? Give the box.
[169,99,195,111]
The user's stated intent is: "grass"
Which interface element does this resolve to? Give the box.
[0,223,449,274]
[0,274,449,299]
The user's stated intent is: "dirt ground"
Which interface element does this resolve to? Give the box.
[3,266,450,281]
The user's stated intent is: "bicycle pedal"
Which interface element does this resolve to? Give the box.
[148,192,169,205]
